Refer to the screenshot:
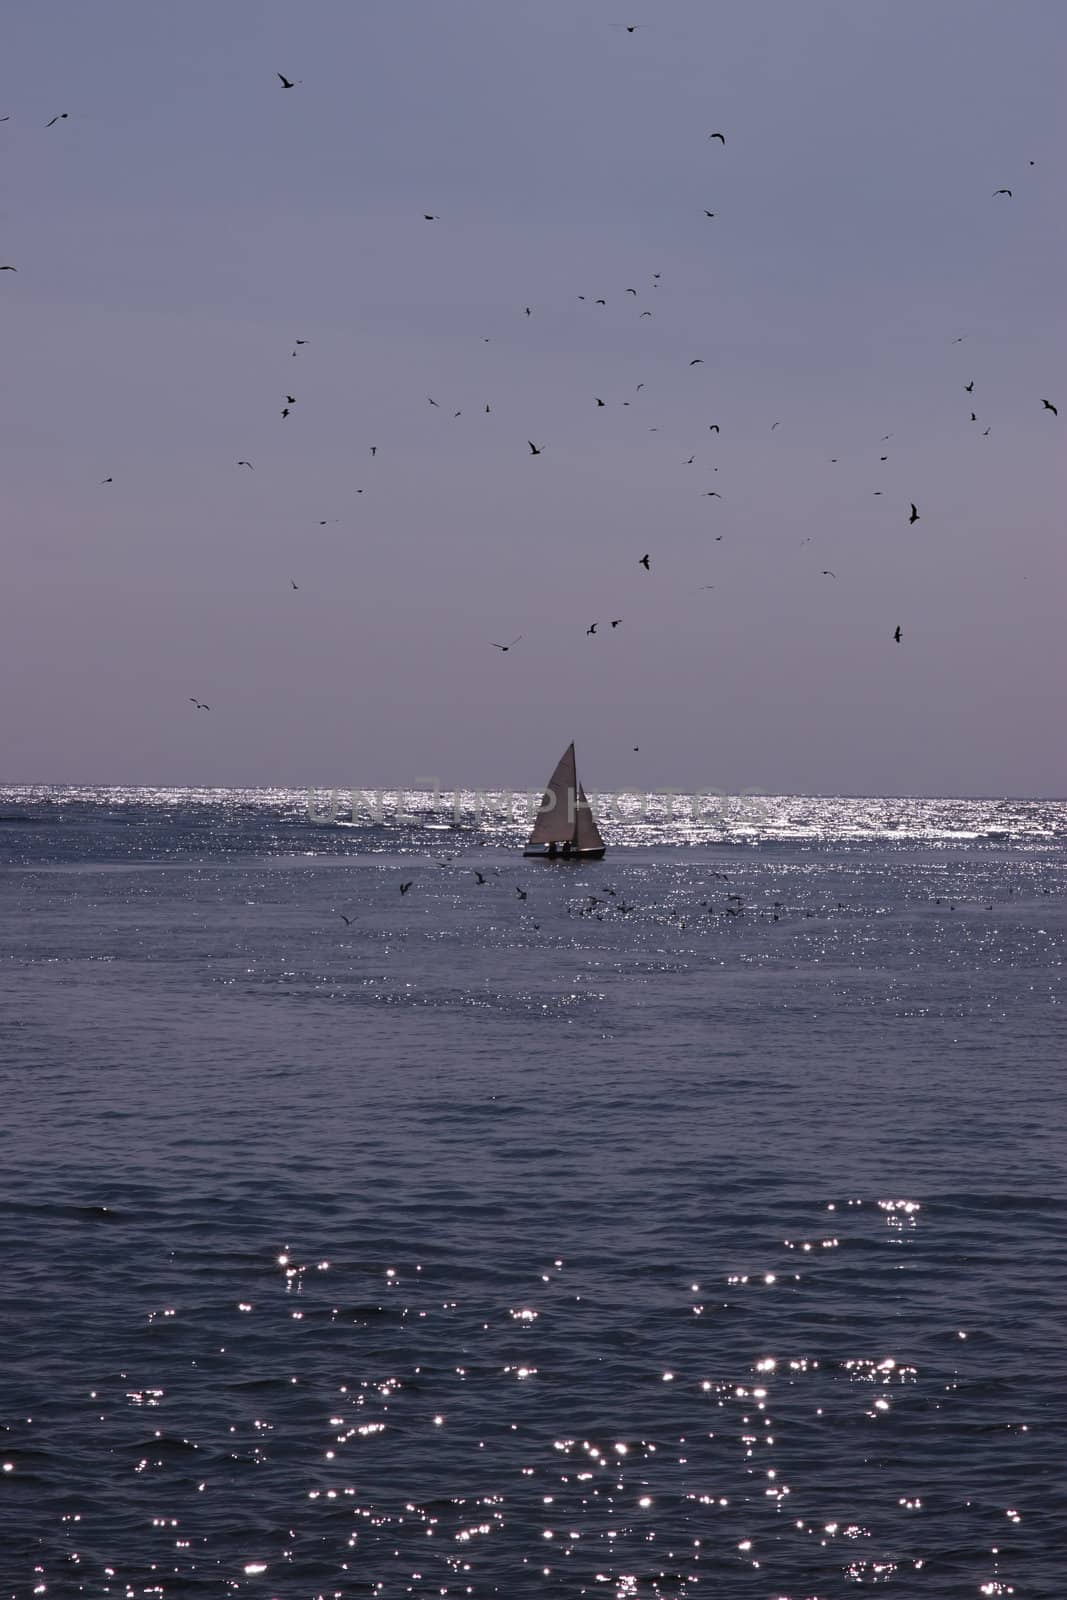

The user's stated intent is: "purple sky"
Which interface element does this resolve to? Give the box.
[3,0,1064,796]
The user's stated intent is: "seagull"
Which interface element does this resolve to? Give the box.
[1041,398,1058,415]
[982,426,991,436]
[625,288,638,295]
[294,339,308,347]
[399,881,413,895]
[0,265,16,272]
[703,490,722,498]
[708,424,720,433]
[338,913,352,926]
[586,622,598,635]
[703,210,716,218]
[821,570,837,578]
[370,446,377,456]
[281,406,290,418]
[992,188,1013,197]
[277,73,298,88]
[237,460,254,470]
[474,871,487,884]
[970,411,977,421]
[423,213,439,221]
[427,397,439,406]
[528,440,542,455]
[189,698,210,710]
[964,381,974,393]
[46,113,68,127]
[515,887,527,900]
[639,310,653,317]
[595,397,605,406]
[100,476,113,484]
[893,626,902,643]
[771,421,781,430]
[595,298,606,305]
[689,358,704,365]
[490,637,522,651]
[639,553,650,570]
[633,746,639,752]
[685,455,695,464]
[611,618,622,628]
[709,131,726,144]
[290,579,299,590]
[909,503,920,524]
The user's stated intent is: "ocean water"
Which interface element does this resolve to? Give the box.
[1,787,1065,1599]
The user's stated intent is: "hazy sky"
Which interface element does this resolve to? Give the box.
[3,0,1065,795]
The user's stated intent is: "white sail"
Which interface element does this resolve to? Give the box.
[575,783,605,854]
[527,743,577,846]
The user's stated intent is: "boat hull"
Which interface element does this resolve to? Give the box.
[523,847,606,860]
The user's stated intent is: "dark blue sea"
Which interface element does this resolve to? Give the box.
[2,787,1065,1599]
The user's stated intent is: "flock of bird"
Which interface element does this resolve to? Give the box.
[4,52,1057,717]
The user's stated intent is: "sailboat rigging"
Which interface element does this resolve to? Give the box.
[524,743,606,859]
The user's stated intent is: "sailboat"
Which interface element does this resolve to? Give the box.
[524,742,606,859]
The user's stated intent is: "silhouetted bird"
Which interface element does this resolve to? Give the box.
[474,871,487,885]
[708,424,720,433]
[189,698,210,710]
[689,358,704,365]
[277,73,297,88]
[399,882,413,895]
[423,214,438,221]
[822,570,837,578]
[515,887,527,900]
[337,913,352,926]
[639,310,653,317]
[100,476,112,484]
[0,265,16,272]
[639,553,650,570]
[992,188,1012,197]
[703,210,716,218]
[909,503,920,524]
[704,490,721,498]
[46,113,68,126]
[237,460,253,469]
[528,440,542,455]
[611,619,622,628]
[1041,398,1058,415]
[290,579,298,590]
[709,131,726,144]
[586,623,598,635]
[964,381,974,393]
[427,397,439,406]
[490,638,522,652]
[893,626,902,643]
[281,406,290,418]
[595,397,605,406]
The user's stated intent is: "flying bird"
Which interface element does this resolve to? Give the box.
[709,132,726,144]
[0,265,16,272]
[639,553,650,570]
[189,698,210,710]
[281,406,290,418]
[399,881,413,895]
[703,490,721,498]
[474,871,487,885]
[528,440,542,455]
[423,213,439,221]
[992,188,1012,197]
[964,381,974,393]
[625,288,637,295]
[970,411,977,421]
[639,310,653,317]
[46,113,68,127]
[277,73,298,88]
[237,460,254,469]
[290,579,299,590]
[703,210,716,218]
[909,503,920,524]
[689,358,704,365]
[338,913,352,926]
[586,622,598,635]
[893,626,902,643]
[595,397,605,406]
[491,637,522,652]
[428,397,439,406]
[100,476,113,484]
[708,424,720,433]
[821,569,837,578]
[1041,398,1058,415]
[515,887,527,901]
[610,619,622,628]
[595,298,606,305]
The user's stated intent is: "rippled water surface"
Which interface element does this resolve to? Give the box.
[1,788,1065,1598]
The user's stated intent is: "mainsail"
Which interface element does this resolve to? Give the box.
[527,743,577,846]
